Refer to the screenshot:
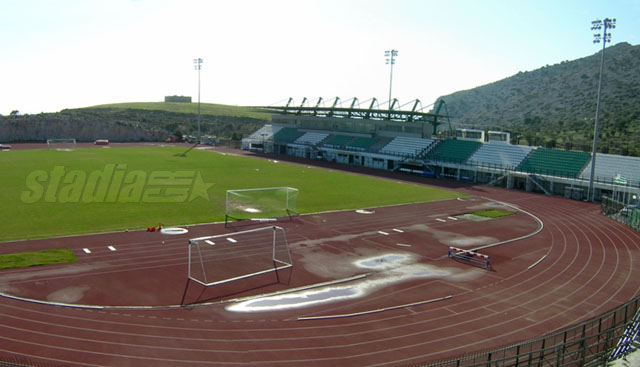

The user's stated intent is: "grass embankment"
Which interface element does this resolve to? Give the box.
[88,102,272,120]
[0,146,463,242]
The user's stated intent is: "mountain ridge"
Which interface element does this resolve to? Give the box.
[433,42,640,155]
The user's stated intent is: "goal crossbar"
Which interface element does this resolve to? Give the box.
[188,226,292,287]
[47,138,77,151]
[225,187,298,226]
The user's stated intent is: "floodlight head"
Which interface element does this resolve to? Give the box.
[193,58,203,70]
[385,50,390,56]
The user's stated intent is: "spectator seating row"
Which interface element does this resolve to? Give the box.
[517,148,591,178]
[580,153,640,186]
[273,127,305,143]
[379,136,434,157]
[426,140,482,163]
[246,124,282,140]
[294,132,329,146]
[467,143,534,170]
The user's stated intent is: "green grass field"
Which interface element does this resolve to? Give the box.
[0,146,463,242]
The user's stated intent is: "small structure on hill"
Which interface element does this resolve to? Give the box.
[164,95,192,103]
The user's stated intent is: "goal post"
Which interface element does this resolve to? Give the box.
[225,187,298,225]
[188,226,292,287]
[47,138,77,151]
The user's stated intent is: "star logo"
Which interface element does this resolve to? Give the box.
[189,172,214,201]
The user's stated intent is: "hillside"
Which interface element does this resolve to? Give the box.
[0,102,270,143]
[435,42,640,156]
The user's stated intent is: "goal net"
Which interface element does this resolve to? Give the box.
[47,138,77,151]
[225,187,298,225]
[188,226,292,287]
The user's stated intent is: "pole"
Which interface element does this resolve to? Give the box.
[385,50,397,110]
[197,64,201,144]
[588,39,606,202]
[388,52,394,109]
[194,58,203,144]
[588,19,614,202]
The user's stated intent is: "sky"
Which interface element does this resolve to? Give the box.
[1,0,639,115]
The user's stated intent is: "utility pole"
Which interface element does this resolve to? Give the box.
[588,18,615,202]
[193,58,203,144]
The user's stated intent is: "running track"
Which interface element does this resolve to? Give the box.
[1,155,640,366]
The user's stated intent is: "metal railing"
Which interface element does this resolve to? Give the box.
[400,295,640,367]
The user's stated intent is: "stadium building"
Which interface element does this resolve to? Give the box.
[243,99,640,206]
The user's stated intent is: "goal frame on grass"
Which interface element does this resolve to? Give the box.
[46,138,77,151]
[188,226,292,287]
[225,187,298,226]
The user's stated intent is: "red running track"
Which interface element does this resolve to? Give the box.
[1,186,639,366]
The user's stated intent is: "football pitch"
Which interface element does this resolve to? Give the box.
[0,146,462,242]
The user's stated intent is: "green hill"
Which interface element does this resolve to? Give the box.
[87,102,272,121]
[1,102,271,143]
[435,42,640,156]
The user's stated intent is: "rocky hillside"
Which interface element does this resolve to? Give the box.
[0,105,267,143]
[434,42,640,155]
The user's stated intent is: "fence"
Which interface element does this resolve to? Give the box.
[402,295,640,367]
[1,300,639,367]
[601,196,640,232]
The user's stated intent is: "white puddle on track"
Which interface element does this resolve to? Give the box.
[226,253,479,313]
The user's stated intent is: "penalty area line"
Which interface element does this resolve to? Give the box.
[297,295,452,321]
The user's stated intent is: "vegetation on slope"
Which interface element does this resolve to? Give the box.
[88,102,272,121]
[0,102,270,143]
[435,42,640,156]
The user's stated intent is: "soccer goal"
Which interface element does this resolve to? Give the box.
[188,226,292,287]
[47,138,77,151]
[225,187,298,225]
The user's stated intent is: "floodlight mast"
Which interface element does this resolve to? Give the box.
[193,58,203,144]
[587,18,615,202]
[385,49,398,110]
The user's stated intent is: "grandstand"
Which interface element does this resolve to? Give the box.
[273,127,304,144]
[242,124,282,151]
[468,143,534,170]
[324,134,355,148]
[294,132,329,146]
[243,103,640,202]
[517,148,591,178]
[580,153,640,187]
[346,137,378,151]
[379,136,434,157]
[426,139,482,164]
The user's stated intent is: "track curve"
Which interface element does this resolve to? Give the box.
[1,186,639,366]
